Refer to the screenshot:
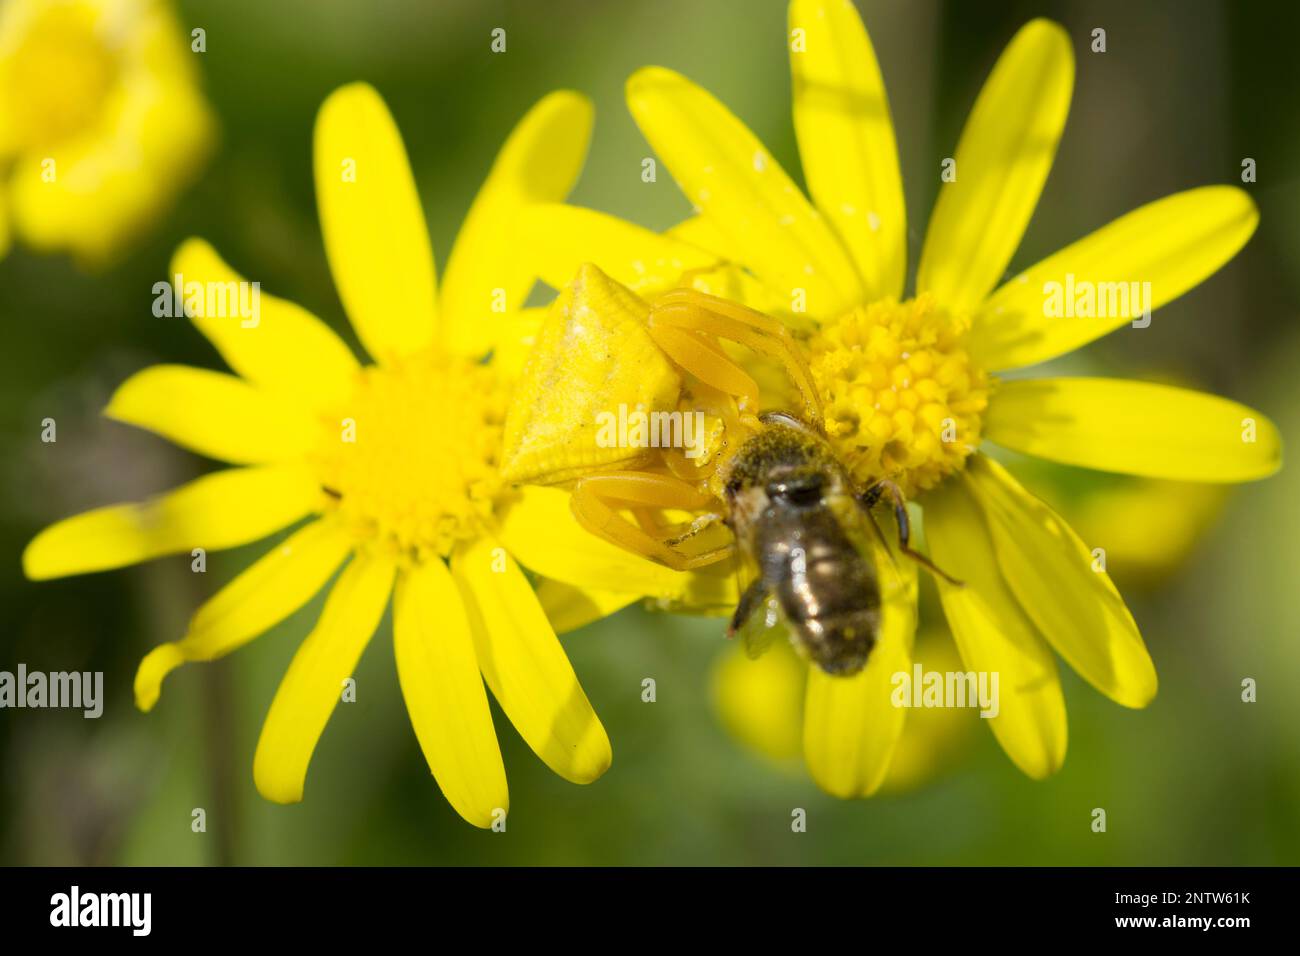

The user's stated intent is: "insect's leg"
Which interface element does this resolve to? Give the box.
[859,479,963,586]
[651,289,822,422]
[859,482,884,509]
[570,472,734,572]
[664,512,727,547]
[726,578,770,637]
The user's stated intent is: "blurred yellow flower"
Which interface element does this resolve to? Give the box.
[1028,469,1229,590]
[711,629,974,794]
[23,83,677,827]
[0,0,213,263]
[522,0,1282,796]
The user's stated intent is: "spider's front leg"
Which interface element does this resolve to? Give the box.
[570,471,734,572]
[649,288,823,423]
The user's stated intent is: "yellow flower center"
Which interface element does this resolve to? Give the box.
[312,350,507,562]
[806,295,989,497]
[0,3,118,148]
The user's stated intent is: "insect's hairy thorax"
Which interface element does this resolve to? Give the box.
[720,417,853,526]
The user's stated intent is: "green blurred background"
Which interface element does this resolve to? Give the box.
[2,0,1298,865]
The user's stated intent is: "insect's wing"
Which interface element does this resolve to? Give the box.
[499,263,682,485]
[738,593,788,660]
[722,553,785,660]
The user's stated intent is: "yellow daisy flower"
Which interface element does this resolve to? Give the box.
[23,83,678,827]
[520,1,1282,795]
[0,0,214,263]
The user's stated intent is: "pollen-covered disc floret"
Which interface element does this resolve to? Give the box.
[806,295,989,497]
[312,350,507,561]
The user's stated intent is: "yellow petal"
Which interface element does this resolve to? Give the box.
[518,203,716,297]
[627,66,864,317]
[105,364,318,464]
[917,19,1073,312]
[496,486,689,597]
[790,0,906,300]
[24,465,320,580]
[535,212,780,314]
[649,565,741,617]
[170,238,359,410]
[680,264,799,318]
[452,537,611,784]
[536,580,640,635]
[489,306,547,383]
[667,215,730,256]
[135,518,353,711]
[984,377,1282,482]
[394,561,508,829]
[924,477,1067,778]
[963,455,1157,708]
[802,535,917,797]
[711,637,806,763]
[970,188,1260,369]
[253,554,394,803]
[314,83,437,364]
[878,630,976,794]
[440,91,593,358]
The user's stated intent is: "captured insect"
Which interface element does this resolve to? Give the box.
[500,264,958,676]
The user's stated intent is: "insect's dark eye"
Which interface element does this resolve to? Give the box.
[767,474,824,507]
